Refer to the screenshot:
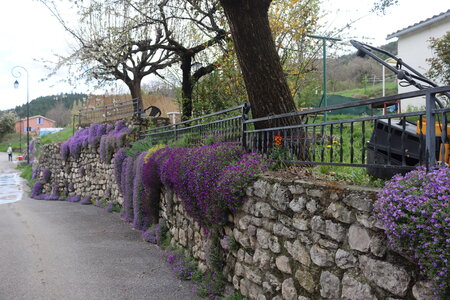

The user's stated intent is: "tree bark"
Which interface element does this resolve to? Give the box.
[220,0,298,129]
[180,55,194,121]
[126,77,143,116]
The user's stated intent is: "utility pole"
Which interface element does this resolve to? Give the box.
[307,35,341,121]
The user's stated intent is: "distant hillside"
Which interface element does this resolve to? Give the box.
[14,93,87,119]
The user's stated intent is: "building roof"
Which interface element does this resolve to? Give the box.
[387,9,450,39]
[17,115,56,123]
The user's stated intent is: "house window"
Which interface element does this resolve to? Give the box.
[37,117,44,125]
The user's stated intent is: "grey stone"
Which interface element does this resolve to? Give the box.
[335,249,358,269]
[265,272,282,292]
[326,202,355,223]
[307,189,324,198]
[273,224,296,238]
[297,297,310,300]
[343,193,373,212]
[247,268,263,285]
[235,262,244,276]
[356,212,376,228]
[270,183,292,211]
[318,238,339,249]
[306,200,319,213]
[311,216,325,234]
[288,185,305,195]
[310,245,335,267]
[253,248,271,270]
[242,198,256,214]
[295,268,316,293]
[269,235,281,254]
[275,255,292,274]
[289,196,307,212]
[237,214,252,230]
[412,280,434,300]
[254,180,272,198]
[370,234,387,257]
[282,278,298,300]
[359,255,411,296]
[348,224,371,252]
[320,271,341,299]
[256,228,271,249]
[254,201,277,219]
[284,240,311,267]
[325,219,347,242]
[341,272,377,300]
[293,216,309,231]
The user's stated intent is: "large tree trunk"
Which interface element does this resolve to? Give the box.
[126,78,143,116]
[180,55,193,121]
[220,0,298,129]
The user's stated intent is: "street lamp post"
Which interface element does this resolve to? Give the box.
[11,66,30,164]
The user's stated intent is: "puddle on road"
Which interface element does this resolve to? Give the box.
[0,173,23,205]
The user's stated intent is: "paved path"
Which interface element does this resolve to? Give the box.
[0,154,200,300]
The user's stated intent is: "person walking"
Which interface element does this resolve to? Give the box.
[7,145,13,161]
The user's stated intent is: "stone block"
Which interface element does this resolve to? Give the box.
[269,235,281,254]
[253,179,272,198]
[343,193,373,212]
[254,201,277,219]
[270,183,292,211]
[256,228,271,249]
[288,185,305,195]
[325,219,347,242]
[306,200,319,214]
[253,248,271,270]
[320,271,341,299]
[370,234,387,257]
[359,255,411,297]
[282,278,298,300]
[311,216,326,234]
[276,255,292,274]
[326,202,355,224]
[289,196,307,212]
[335,249,358,269]
[310,245,335,267]
[273,224,296,238]
[348,224,370,252]
[341,272,377,300]
[292,216,309,231]
[307,189,324,198]
[284,240,311,267]
[295,268,316,293]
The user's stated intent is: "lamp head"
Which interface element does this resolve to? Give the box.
[14,80,19,89]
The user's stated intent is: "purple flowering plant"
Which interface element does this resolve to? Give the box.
[375,167,449,297]
[164,249,197,280]
[42,168,51,183]
[156,143,269,229]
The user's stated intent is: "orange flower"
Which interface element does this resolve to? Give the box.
[274,135,282,147]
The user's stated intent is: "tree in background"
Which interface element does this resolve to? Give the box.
[427,31,450,86]
[40,0,178,114]
[0,112,18,137]
[46,102,72,127]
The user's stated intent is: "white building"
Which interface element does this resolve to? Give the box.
[387,10,449,109]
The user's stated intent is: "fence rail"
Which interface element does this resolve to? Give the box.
[78,99,139,126]
[141,86,449,177]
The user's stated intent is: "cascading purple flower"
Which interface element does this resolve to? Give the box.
[375,167,449,297]
[120,156,135,223]
[132,152,150,230]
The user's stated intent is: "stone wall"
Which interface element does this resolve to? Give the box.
[36,143,123,204]
[163,174,430,300]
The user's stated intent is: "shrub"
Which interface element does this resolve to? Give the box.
[67,195,81,203]
[157,143,269,229]
[375,167,449,297]
[132,152,149,230]
[42,168,51,183]
[164,249,197,280]
[31,181,43,198]
[120,156,135,223]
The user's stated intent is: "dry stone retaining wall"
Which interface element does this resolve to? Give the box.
[163,174,431,300]
[36,143,123,204]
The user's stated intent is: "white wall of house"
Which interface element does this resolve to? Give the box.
[394,17,449,109]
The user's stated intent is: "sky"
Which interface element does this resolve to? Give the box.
[0,0,448,111]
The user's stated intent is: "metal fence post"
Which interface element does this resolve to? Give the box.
[425,92,437,169]
[242,103,250,150]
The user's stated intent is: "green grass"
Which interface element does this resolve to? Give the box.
[334,81,397,98]
[16,163,37,189]
[0,132,25,153]
[40,128,74,144]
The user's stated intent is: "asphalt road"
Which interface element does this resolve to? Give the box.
[0,155,200,300]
